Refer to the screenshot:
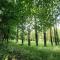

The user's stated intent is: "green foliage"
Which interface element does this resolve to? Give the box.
[0,0,60,60]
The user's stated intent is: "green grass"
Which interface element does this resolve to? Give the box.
[0,41,60,60]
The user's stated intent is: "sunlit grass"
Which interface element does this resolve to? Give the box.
[0,40,60,60]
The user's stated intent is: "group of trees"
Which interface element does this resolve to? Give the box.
[0,0,60,46]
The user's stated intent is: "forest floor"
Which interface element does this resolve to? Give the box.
[0,41,60,60]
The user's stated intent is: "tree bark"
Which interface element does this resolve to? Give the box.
[54,26,57,45]
[54,17,59,45]
[35,17,38,46]
[6,28,9,43]
[50,27,53,46]
[21,24,24,45]
[16,25,18,43]
[43,32,46,47]
[56,27,59,45]
[28,29,30,46]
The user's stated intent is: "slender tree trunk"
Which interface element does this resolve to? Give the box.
[21,24,24,45]
[16,25,18,43]
[21,30,24,45]
[7,28,9,43]
[54,26,57,45]
[56,27,59,45]
[6,35,8,43]
[35,29,38,46]
[43,32,46,47]
[50,27,53,46]
[54,17,59,45]
[35,17,38,46]
[28,30,30,46]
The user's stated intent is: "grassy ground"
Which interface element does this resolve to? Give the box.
[0,41,60,60]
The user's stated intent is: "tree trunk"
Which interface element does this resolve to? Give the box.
[56,27,59,45]
[35,17,38,46]
[6,28,9,43]
[8,55,12,60]
[21,31,24,45]
[28,31,30,46]
[44,32,46,47]
[35,29,38,46]
[54,26,57,45]
[21,24,24,45]
[50,27,53,46]
[54,18,59,45]
[16,25,18,43]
